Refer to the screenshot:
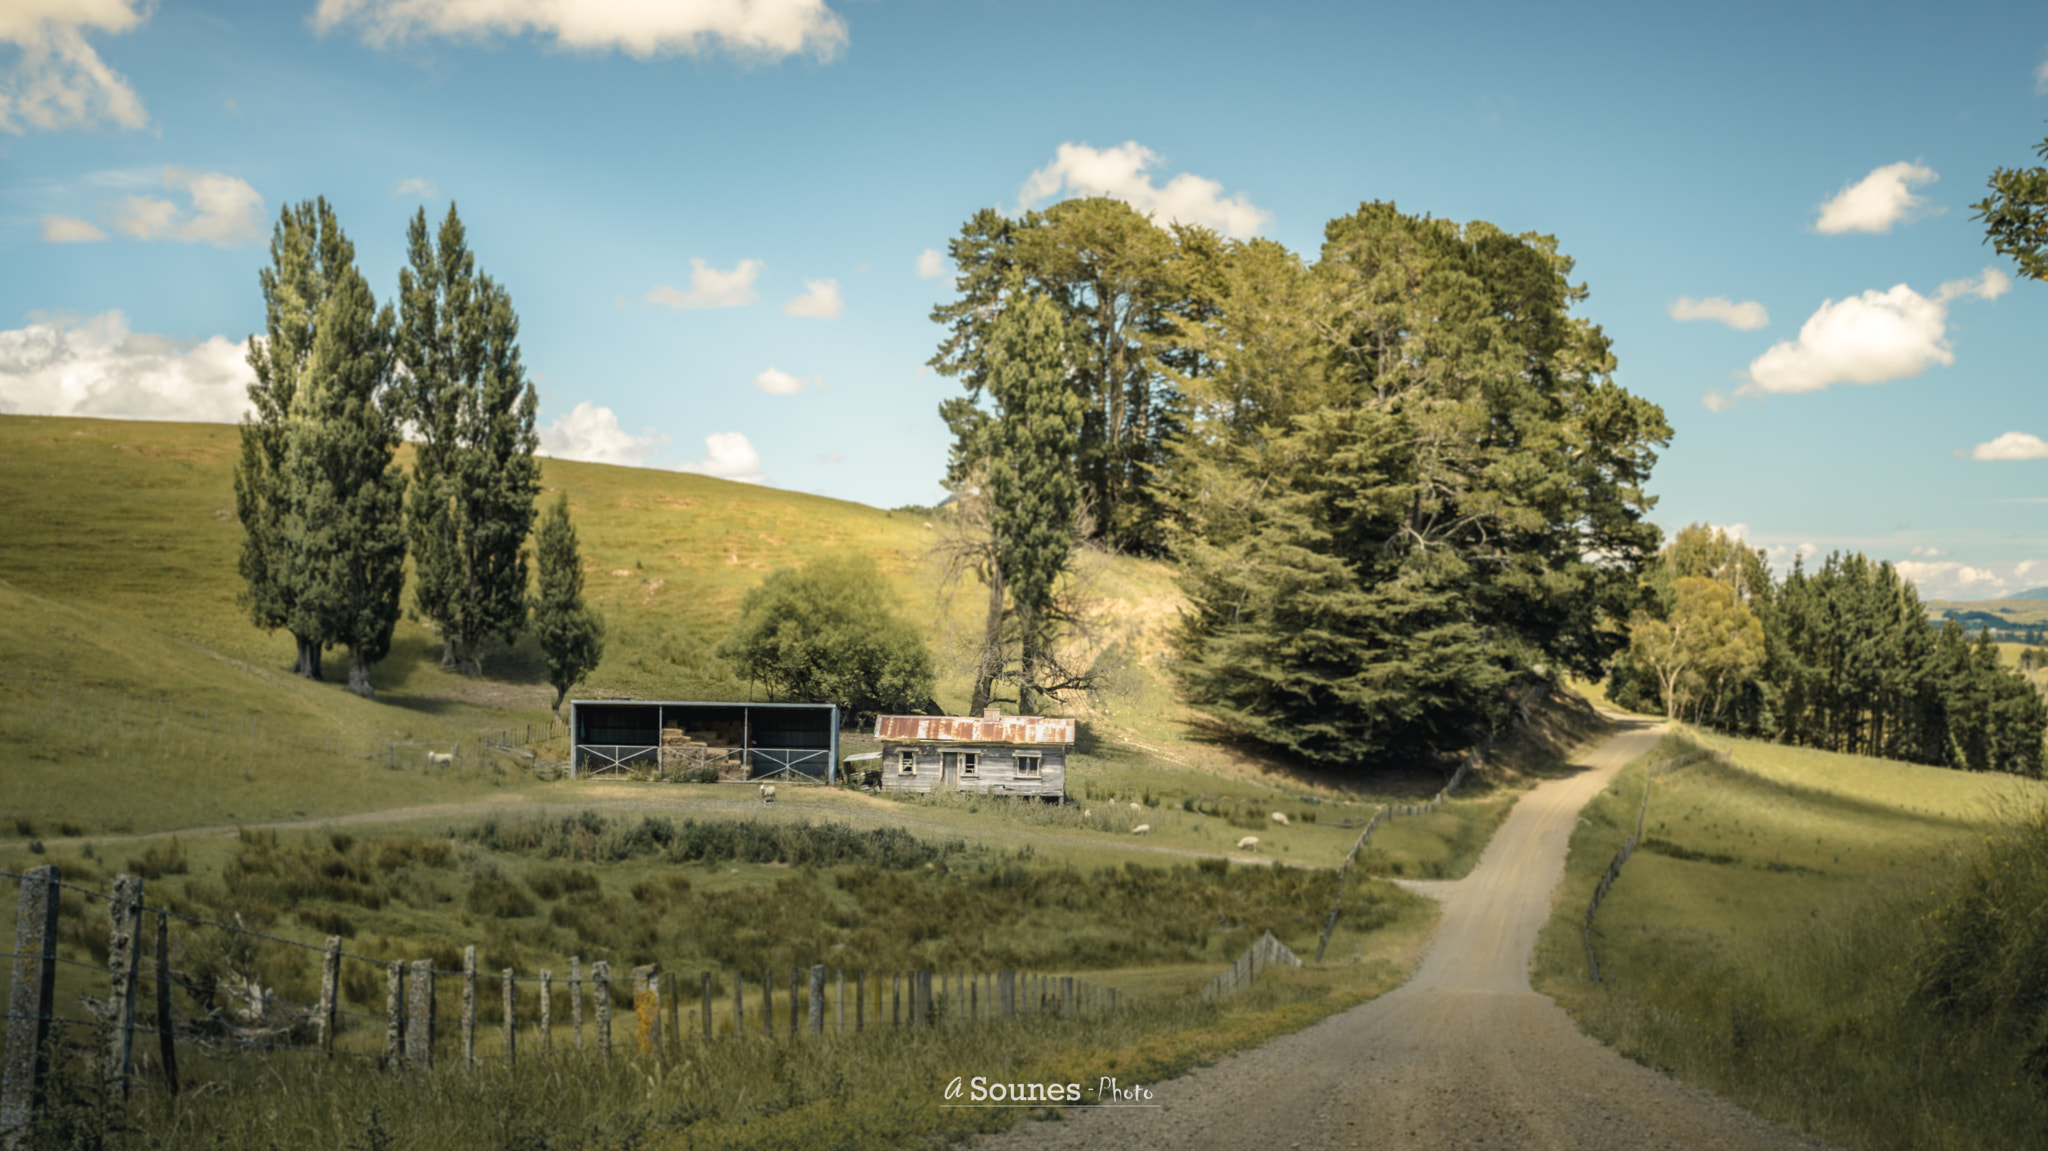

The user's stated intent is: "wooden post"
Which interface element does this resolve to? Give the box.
[971,975,978,1021]
[384,961,403,1063]
[666,971,680,1054]
[702,973,713,1041]
[892,974,900,1028]
[501,970,516,1066]
[539,971,553,1056]
[153,912,178,1095]
[789,968,799,1036]
[104,873,142,1101]
[3,865,60,1151]
[407,959,435,1068]
[855,970,864,1032]
[593,962,611,1056]
[1063,977,1074,1016]
[461,946,477,1074]
[318,936,341,1058]
[999,970,1014,1019]
[732,972,744,1037]
[632,964,660,1055]
[570,957,583,1051]
[836,969,844,1034]
[912,971,928,1028]
[762,968,773,1037]
[808,966,825,1035]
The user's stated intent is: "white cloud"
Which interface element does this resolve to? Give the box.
[2019,560,2039,582]
[1018,141,1270,239]
[1743,284,1949,395]
[108,168,265,247]
[750,366,818,395]
[0,0,149,134]
[1711,523,1752,544]
[1895,559,2032,600]
[2036,52,2048,94]
[1936,266,2011,303]
[312,0,847,62]
[39,214,105,242]
[392,176,437,198]
[783,278,842,319]
[645,258,763,310]
[675,431,767,484]
[536,401,664,467]
[1910,545,1949,558]
[916,248,947,279]
[1669,296,1768,330]
[1701,389,1736,413]
[0,310,255,423]
[1815,162,1937,234]
[1971,432,2048,461]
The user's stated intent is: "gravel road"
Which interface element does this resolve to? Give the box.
[969,720,1837,1151]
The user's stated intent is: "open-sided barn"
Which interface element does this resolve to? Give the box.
[568,700,840,782]
[874,708,1074,800]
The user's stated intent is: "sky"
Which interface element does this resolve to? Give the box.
[3,0,2047,601]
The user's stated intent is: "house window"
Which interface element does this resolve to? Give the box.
[899,750,918,774]
[1015,753,1042,776]
[943,750,979,777]
[961,751,978,777]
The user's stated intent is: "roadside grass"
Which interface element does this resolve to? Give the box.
[1533,728,2048,1150]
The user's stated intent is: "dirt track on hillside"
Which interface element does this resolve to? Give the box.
[969,720,1836,1151]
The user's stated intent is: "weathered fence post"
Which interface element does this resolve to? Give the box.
[789,968,800,1035]
[105,873,143,1101]
[461,946,477,1074]
[891,974,901,1028]
[809,966,825,1035]
[318,936,341,1058]
[407,959,435,1068]
[632,964,660,1055]
[702,973,713,1041]
[1062,977,1074,1017]
[384,961,404,1062]
[593,961,611,1056]
[502,970,517,1066]
[914,971,930,1028]
[732,972,744,1037]
[3,865,60,1151]
[539,971,553,1056]
[999,970,1015,1018]
[666,972,680,1054]
[762,968,773,1037]
[836,969,844,1033]
[855,970,864,1032]
[153,911,178,1094]
[570,957,583,1051]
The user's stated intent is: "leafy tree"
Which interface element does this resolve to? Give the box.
[1626,577,1764,722]
[1974,128,2048,282]
[531,492,605,716]
[396,205,542,676]
[717,556,936,723]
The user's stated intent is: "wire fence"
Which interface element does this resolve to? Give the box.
[0,864,1125,1142]
[1311,742,1484,963]
[1582,747,1727,982]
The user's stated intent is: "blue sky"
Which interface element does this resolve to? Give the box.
[3,0,2046,599]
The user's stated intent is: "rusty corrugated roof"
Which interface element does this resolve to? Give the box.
[874,714,1076,745]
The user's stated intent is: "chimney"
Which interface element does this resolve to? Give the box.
[983,706,1001,719]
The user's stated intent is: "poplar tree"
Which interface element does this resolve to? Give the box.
[397,205,542,675]
[532,492,604,715]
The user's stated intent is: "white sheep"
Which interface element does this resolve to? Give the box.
[1131,824,1151,835]
[1237,836,1259,851]
[1270,811,1289,826]
[760,783,777,803]
[425,751,454,766]
[1129,801,1143,810]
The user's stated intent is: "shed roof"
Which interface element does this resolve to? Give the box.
[874,714,1076,745]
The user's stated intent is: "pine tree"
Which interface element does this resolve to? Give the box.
[396,205,541,675]
[531,492,604,715]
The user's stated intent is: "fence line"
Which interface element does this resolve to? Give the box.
[1582,747,1726,983]
[1198,931,1301,999]
[1311,743,1483,964]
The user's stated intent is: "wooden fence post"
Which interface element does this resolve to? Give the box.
[1062,977,1074,1017]
[318,936,341,1058]
[702,973,713,1041]
[593,962,611,1056]
[666,972,680,1055]
[383,961,403,1063]
[914,971,930,1028]
[999,970,1014,1019]
[808,966,825,1035]
[461,946,477,1074]
[789,968,800,1036]
[732,972,743,1037]
[3,865,60,1151]
[539,971,553,1056]
[153,912,178,1095]
[632,965,660,1055]
[407,959,435,1068]
[761,968,773,1037]
[502,970,517,1066]
[836,969,845,1034]
[570,957,583,1051]
[105,874,142,1101]
[891,974,900,1028]
[855,970,864,1032]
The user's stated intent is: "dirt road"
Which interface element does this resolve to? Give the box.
[972,720,1834,1151]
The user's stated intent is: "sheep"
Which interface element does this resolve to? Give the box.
[425,751,454,766]
[1131,824,1151,835]
[1270,811,1290,826]
[760,783,777,804]
[1129,801,1143,810]
[1237,835,1260,851]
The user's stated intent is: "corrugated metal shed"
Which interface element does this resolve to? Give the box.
[874,714,1076,745]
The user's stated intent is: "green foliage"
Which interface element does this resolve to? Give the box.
[1628,576,1765,721]
[1974,128,2048,283]
[398,204,542,676]
[531,491,604,713]
[716,554,935,721]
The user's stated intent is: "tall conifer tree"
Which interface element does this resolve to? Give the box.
[532,492,604,715]
[397,205,542,675]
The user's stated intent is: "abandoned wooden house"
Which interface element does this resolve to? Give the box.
[873,708,1075,800]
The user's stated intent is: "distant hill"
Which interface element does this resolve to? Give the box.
[2013,587,2048,601]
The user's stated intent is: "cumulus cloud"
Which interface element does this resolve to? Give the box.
[645,258,763,310]
[1815,162,1938,234]
[917,248,947,279]
[782,278,841,319]
[675,431,767,484]
[750,366,818,394]
[392,176,436,198]
[1897,560,2008,599]
[0,310,255,422]
[1669,296,1768,330]
[107,168,265,247]
[536,401,664,467]
[1936,266,2011,303]
[1018,141,1270,239]
[0,0,150,134]
[312,0,847,61]
[40,214,105,242]
[1971,432,2048,461]
[1701,389,1736,413]
[2019,560,2040,582]
[1910,545,1949,558]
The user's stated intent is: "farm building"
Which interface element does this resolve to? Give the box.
[568,700,840,782]
[874,708,1074,800]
